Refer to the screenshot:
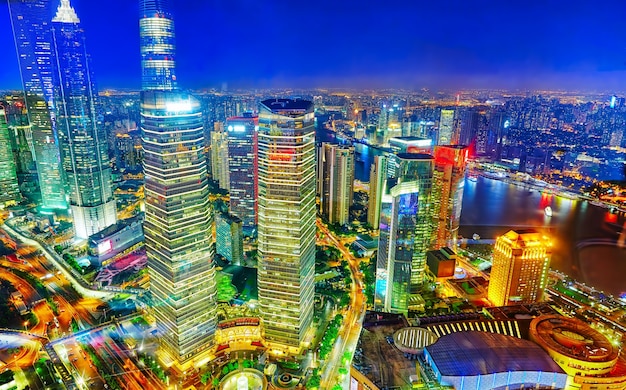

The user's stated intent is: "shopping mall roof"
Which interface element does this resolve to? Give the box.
[425,331,564,377]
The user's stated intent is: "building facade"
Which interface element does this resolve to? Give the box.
[141,0,217,366]
[375,154,434,313]
[432,145,468,249]
[488,230,552,306]
[215,212,244,266]
[9,0,67,210]
[226,115,257,232]
[317,143,354,226]
[368,155,387,229]
[51,0,116,239]
[438,109,455,145]
[257,99,316,353]
[0,106,21,206]
[210,129,229,191]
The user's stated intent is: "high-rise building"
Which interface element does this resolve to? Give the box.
[0,106,21,206]
[51,0,116,239]
[226,115,257,232]
[367,155,388,229]
[432,145,468,249]
[257,99,316,353]
[488,230,552,307]
[210,129,229,191]
[141,0,217,366]
[9,0,67,210]
[317,143,354,226]
[215,212,244,266]
[375,154,434,313]
[140,0,177,91]
[438,109,455,145]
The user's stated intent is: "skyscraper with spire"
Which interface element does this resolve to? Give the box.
[140,0,217,366]
[8,0,67,210]
[51,0,116,239]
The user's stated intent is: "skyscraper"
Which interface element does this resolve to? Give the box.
[141,0,217,366]
[257,99,316,353]
[374,153,434,312]
[210,129,229,191]
[51,0,116,239]
[0,106,21,206]
[317,143,354,226]
[432,145,468,249]
[367,155,388,229]
[488,230,552,307]
[9,0,67,210]
[140,0,177,91]
[226,115,257,232]
[438,109,455,145]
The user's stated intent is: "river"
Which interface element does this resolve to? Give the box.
[317,128,626,296]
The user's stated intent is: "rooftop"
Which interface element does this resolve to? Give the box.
[261,98,313,112]
[425,331,564,376]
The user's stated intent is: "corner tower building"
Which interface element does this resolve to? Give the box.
[257,99,316,353]
[141,0,217,366]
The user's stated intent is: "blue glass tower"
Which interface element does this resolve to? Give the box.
[51,0,116,239]
[8,0,67,210]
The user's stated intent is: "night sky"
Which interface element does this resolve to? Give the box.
[1,0,626,91]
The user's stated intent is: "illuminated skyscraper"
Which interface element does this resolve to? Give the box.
[367,155,388,229]
[8,0,67,210]
[438,109,454,145]
[257,99,316,353]
[51,0,116,239]
[488,230,552,307]
[226,115,257,232]
[210,129,229,191]
[432,145,468,249]
[141,0,217,365]
[0,106,21,206]
[375,153,434,312]
[317,143,354,226]
[140,0,177,91]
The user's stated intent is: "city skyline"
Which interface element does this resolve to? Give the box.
[1,1,626,91]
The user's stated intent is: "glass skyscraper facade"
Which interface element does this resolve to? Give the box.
[374,153,434,312]
[141,0,217,365]
[9,0,67,210]
[438,109,455,145]
[0,106,21,206]
[140,0,177,91]
[317,143,355,226]
[432,145,468,249]
[257,99,316,353]
[51,0,116,239]
[226,115,257,232]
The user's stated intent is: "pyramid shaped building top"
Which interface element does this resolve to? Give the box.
[52,0,80,23]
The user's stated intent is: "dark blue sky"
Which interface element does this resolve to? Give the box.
[1,0,626,91]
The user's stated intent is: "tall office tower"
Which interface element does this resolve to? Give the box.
[226,115,258,232]
[375,154,434,312]
[51,0,116,239]
[432,145,468,249]
[215,212,244,266]
[488,230,552,307]
[367,155,387,229]
[140,0,177,91]
[438,109,454,145]
[257,99,316,353]
[317,143,355,226]
[9,0,67,210]
[0,107,22,206]
[141,0,217,366]
[210,130,229,191]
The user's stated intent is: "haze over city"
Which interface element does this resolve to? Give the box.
[1,0,626,90]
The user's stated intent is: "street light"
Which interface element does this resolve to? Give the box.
[23,320,28,330]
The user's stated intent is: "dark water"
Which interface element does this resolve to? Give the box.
[317,128,626,296]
